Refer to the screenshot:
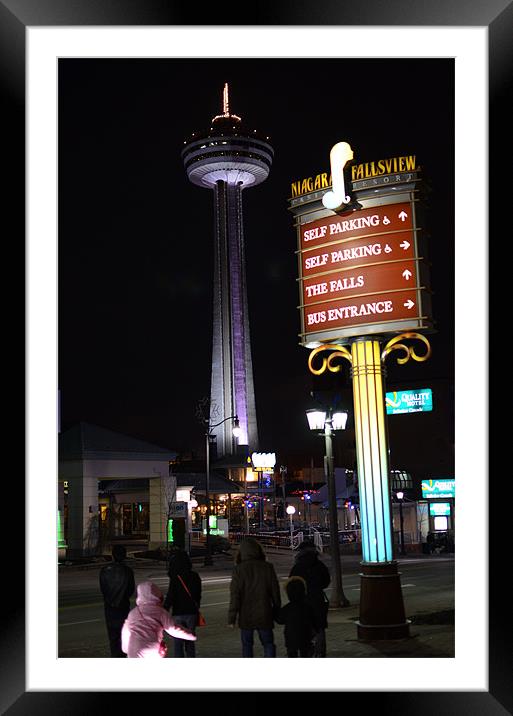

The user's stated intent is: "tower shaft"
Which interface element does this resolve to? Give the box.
[211,180,258,456]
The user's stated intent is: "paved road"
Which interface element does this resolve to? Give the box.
[58,553,454,658]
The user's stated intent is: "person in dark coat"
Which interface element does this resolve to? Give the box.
[228,537,281,657]
[275,576,316,657]
[163,549,202,657]
[289,539,330,657]
[99,544,135,657]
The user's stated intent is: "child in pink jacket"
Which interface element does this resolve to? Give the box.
[122,581,196,658]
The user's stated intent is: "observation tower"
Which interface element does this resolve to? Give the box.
[182,84,273,457]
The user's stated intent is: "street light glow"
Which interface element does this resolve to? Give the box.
[332,410,348,431]
[232,416,242,438]
[306,409,326,431]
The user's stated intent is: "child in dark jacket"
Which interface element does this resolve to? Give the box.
[275,576,316,657]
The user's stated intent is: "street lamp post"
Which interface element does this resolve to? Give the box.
[203,414,241,566]
[244,468,249,535]
[305,493,311,527]
[306,407,350,608]
[396,491,406,556]
[280,465,287,528]
[286,504,296,550]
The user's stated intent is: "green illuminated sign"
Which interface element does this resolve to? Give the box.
[422,479,455,499]
[386,389,432,414]
[429,502,451,516]
[202,517,227,536]
[167,519,174,543]
[57,510,67,547]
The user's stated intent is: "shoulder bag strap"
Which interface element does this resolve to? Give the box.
[177,575,199,608]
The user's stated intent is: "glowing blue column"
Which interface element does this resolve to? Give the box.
[351,338,393,563]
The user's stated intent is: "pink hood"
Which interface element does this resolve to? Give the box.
[122,580,197,657]
[136,581,163,606]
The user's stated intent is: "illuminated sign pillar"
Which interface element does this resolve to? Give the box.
[351,337,408,639]
[309,332,431,639]
[352,338,394,564]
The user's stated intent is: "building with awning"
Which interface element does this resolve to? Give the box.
[174,471,243,496]
[59,422,177,556]
[171,466,244,529]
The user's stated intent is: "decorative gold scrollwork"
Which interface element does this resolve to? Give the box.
[308,344,352,376]
[381,332,432,365]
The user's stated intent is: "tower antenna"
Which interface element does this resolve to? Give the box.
[223,82,230,116]
[212,83,241,123]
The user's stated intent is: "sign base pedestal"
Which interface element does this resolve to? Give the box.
[356,561,411,640]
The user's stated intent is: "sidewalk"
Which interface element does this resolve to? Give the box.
[59,548,454,658]
[188,549,455,658]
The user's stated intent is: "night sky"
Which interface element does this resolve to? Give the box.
[58,58,454,479]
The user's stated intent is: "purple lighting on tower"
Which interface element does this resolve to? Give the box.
[228,187,248,445]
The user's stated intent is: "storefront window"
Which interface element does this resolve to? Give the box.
[134,503,149,533]
[121,503,149,535]
[122,504,133,535]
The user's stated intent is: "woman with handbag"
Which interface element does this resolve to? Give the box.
[163,549,203,657]
[121,581,196,658]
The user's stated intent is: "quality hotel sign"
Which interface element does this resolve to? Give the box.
[421,479,455,499]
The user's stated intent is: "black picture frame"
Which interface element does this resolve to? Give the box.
[3,0,507,711]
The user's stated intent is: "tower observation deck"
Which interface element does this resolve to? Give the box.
[182,84,273,457]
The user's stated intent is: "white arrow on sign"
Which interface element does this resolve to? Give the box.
[400,240,410,250]
[402,269,412,280]
[404,299,415,309]
[399,211,408,222]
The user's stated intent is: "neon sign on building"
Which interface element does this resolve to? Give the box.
[422,479,455,499]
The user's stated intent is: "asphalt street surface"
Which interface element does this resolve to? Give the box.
[58,550,454,658]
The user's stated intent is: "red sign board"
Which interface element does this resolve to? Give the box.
[301,231,415,277]
[300,202,413,251]
[297,199,431,341]
[302,261,418,306]
[303,289,422,333]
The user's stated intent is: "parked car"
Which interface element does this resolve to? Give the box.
[425,530,454,554]
[209,535,231,554]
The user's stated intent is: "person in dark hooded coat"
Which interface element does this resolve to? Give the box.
[289,539,330,657]
[163,549,202,657]
[228,537,281,657]
[99,544,135,657]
